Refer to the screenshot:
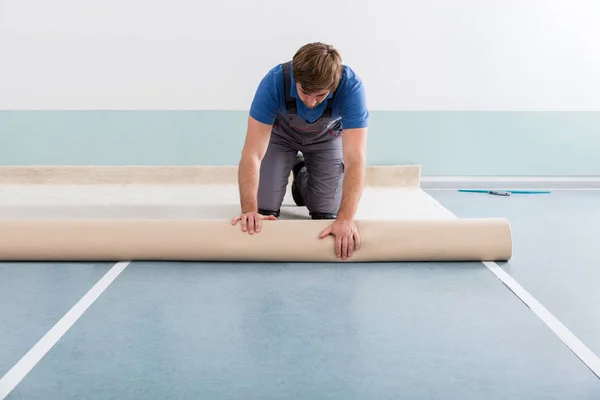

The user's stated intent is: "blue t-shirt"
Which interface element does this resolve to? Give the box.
[249,63,369,130]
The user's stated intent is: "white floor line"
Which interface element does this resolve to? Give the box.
[483,261,600,379]
[0,261,130,399]
[421,189,600,379]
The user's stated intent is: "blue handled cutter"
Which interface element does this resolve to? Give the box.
[458,189,551,196]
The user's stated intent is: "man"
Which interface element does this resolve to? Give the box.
[231,42,369,260]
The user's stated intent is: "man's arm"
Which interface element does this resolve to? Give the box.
[238,115,273,213]
[336,127,368,221]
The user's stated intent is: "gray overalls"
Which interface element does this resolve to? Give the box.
[257,61,344,220]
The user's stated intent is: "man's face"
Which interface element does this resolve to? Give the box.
[296,83,329,109]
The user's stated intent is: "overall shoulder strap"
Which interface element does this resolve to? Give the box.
[323,66,345,118]
[322,88,337,118]
[281,61,296,114]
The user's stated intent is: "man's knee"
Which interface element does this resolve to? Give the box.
[304,159,344,216]
[256,136,297,216]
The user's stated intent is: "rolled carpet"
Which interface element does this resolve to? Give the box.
[0,217,512,262]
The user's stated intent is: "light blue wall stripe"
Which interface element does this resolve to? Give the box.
[1,111,598,176]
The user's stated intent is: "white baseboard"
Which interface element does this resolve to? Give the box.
[420,176,600,190]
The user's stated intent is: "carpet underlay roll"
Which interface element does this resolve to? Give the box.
[0,165,513,262]
[0,218,512,262]
[0,219,511,262]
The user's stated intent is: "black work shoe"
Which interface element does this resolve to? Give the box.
[258,208,280,218]
[310,212,337,220]
[291,155,306,207]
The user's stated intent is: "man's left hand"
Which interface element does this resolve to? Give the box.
[319,219,361,260]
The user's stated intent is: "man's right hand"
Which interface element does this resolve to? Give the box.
[231,212,277,234]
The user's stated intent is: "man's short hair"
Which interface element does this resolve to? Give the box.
[292,42,342,94]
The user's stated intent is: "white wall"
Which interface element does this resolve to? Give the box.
[1,0,599,110]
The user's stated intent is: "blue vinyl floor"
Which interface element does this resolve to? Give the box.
[1,189,599,399]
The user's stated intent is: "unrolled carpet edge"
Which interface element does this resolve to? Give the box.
[0,165,421,187]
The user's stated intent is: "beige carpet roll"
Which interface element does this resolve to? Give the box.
[0,218,512,262]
